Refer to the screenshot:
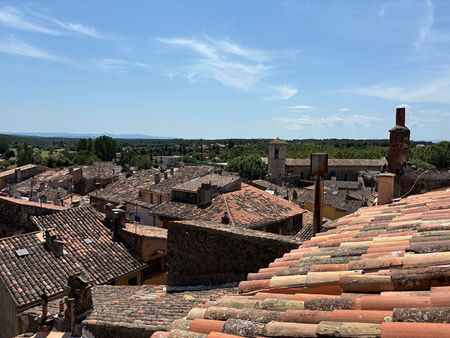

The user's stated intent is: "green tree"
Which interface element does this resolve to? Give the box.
[226,154,266,180]
[94,136,118,161]
[136,155,151,169]
[0,137,9,154]
[17,143,34,166]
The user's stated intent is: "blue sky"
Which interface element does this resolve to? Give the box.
[0,0,449,140]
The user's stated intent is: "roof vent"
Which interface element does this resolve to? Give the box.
[16,248,29,257]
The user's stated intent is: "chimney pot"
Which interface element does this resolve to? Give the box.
[396,107,405,126]
[377,173,396,205]
[154,173,161,184]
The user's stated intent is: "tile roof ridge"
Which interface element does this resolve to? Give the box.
[221,193,235,227]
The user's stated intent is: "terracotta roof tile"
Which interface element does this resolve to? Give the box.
[160,188,450,338]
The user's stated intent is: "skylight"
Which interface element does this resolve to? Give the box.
[16,248,29,257]
[83,238,93,244]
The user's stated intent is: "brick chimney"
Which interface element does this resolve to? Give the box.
[45,229,65,257]
[154,173,161,184]
[197,183,218,207]
[388,107,410,176]
[111,208,126,240]
[377,173,395,205]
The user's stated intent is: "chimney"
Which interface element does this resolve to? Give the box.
[39,182,46,191]
[388,107,410,177]
[197,183,217,207]
[170,167,174,176]
[38,293,48,324]
[310,153,328,236]
[154,173,161,184]
[396,107,405,126]
[112,208,126,240]
[377,173,395,205]
[45,229,65,257]
[221,211,230,225]
[163,171,168,180]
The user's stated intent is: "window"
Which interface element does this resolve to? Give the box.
[274,147,279,159]
[127,276,137,285]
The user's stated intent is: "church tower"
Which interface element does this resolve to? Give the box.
[268,138,287,185]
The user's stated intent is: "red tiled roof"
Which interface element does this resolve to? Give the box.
[161,188,450,337]
[0,207,145,309]
[152,184,305,229]
[0,196,67,210]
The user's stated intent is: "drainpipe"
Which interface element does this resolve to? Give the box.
[311,153,328,235]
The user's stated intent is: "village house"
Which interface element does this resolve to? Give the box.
[89,168,159,212]
[125,166,213,225]
[0,195,66,238]
[0,206,145,338]
[0,164,47,188]
[119,222,168,284]
[150,179,305,235]
[77,161,122,194]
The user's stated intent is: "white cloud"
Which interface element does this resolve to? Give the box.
[0,6,60,35]
[339,76,450,104]
[339,107,349,112]
[0,6,112,39]
[415,0,434,49]
[264,85,298,100]
[158,37,296,97]
[277,114,381,131]
[158,37,273,91]
[287,105,313,110]
[92,58,151,71]
[397,103,410,109]
[0,36,68,63]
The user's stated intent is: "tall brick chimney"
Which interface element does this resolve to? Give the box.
[388,107,410,175]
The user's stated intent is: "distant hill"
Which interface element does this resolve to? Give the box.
[1,132,174,139]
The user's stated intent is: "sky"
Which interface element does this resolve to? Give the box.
[0,0,449,140]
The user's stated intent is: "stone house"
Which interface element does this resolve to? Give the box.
[0,206,145,338]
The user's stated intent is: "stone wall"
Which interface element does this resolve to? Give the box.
[166,220,301,287]
[0,197,64,238]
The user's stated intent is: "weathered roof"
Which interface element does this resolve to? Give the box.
[0,195,67,211]
[82,285,236,334]
[89,169,158,204]
[163,188,450,337]
[123,223,168,239]
[294,188,364,213]
[0,207,145,309]
[81,162,121,180]
[0,231,83,310]
[145,166,213,194]
[172,174,240,193]
[152,184,305,229]
[13,167,77,194]
[0,164,38,178]
[262,157,387,167]
[269,138,287,145]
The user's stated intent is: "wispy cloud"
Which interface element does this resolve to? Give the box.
[0,36,68,63]
[339,75,450,104]
[339,107,349,112]
[264,85,298,100]
[415,0,434,49]
[157,37,295,97]
[92,58,151,71]
[277,114,381,131]
[287,105,313,111]
[0,6,113,39]
[0,6,60,35]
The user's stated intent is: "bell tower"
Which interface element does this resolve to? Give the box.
[268,138,287,185]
